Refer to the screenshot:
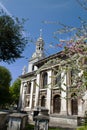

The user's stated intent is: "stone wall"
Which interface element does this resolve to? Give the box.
[49,115,77,128]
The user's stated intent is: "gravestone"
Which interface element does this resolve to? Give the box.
[7,113,28,130]
[33,107,49,130]
[33,106,49,119]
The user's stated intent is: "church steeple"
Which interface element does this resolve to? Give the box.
[40,29,42,37]
[32,29,45,59]
[28,30,45,72]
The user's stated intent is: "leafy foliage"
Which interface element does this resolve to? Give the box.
[0,66,12,107]
[9,78,21,106]
[0,14,27,63]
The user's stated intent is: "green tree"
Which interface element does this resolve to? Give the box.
[0,66,12,108]
[0,14,27,63]
[9,78,21,107]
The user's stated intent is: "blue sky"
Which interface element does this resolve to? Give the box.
[0,0,87,84]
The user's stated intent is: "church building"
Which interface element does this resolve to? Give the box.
[18,33,87,126]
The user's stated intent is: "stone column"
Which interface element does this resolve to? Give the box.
[46,70,52,114]
[18,82,23,110]
[29,81,34,109]
[21,83,27,110]
[35,74,40,107]
[61,71,67,115]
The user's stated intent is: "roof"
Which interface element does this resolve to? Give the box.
[19,51,66,78]
[19,70,36,78]
[34,51,65,67]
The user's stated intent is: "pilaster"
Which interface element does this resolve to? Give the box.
[35,74,40,106]
[46,70,52,114]
[29,81,34,109]
[61,71,67,115]
[21,83,27,110]
[18,82,23,110]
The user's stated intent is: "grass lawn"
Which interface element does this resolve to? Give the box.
[77,125,87,130]
[25,124,69,130]
[49,127,63,130]
[25,123,87,130]
[25,124,34,130]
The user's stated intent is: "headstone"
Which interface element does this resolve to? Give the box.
[7,113,28,130]
[34,107,49,130]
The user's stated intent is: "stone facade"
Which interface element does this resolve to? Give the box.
[18,35,87,126]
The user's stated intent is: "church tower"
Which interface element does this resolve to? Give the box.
[28,30,45,72]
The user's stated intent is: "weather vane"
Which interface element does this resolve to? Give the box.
[40,29,42,37]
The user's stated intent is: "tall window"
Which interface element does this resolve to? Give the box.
[27,82,31,94]
[41,96,45,107]
[33,80,36,93]
[32,65,34,71]
[71,93,78,115]
[53,95,61,113]
[42,72,48,88]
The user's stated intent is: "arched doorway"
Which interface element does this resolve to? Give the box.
[41,96,45,107]
[71,93,78,115]
[53,95,61,113]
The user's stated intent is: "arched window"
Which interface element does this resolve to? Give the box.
[53,95,61,113]
[42,72,48,88]
[71,93,78,115]
[41,96,45,107]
